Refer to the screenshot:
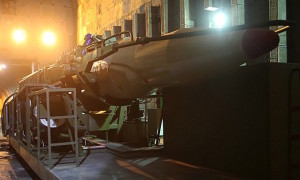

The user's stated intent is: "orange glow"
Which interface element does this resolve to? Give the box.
[13,29,26,43]
[0,64,6,70]
[275,26,290,33]
[163,159,229,175]
[116,159,156,179]
[164,159,201,169]
[42,31,56,46]
[0,151,17,178]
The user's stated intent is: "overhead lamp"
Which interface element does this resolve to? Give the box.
[42,31,56,46]
[205,7,218,11]
[13,29,26,43]
[204,0,218,11]
[213,12,227,28]
[0,64,7,70]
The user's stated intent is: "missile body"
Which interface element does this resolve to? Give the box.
[3,26,280,130]
[0,22,288,131]
[89,28,279,100]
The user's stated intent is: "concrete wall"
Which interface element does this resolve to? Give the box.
[77,0,290,63]
[77,0,235,44]
[163,63,300,179]
[0,0,77,65]
[163,64,269,179]
[77,0,161,44]
[287,0,300,63]
[0,0,77,115]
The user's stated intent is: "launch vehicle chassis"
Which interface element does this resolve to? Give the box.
[2,20,296,179]
[3,85,79,168]
[8,132,239,179]
[4,85,238,179]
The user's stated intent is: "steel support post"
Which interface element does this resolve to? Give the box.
[36,95,41,161]
[73,90,79,167]
[46,90,52,169]
[26,87,31,150]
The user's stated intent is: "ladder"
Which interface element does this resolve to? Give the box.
[28,87,79,169]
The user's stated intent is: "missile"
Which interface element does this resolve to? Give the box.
[87,28,279,101]
[0,21,289,132]
[18,21,292,108]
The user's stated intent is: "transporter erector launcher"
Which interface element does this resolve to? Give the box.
[89,28,278,100]
[18,20,292,108]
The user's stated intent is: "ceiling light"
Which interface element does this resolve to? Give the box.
[0,64,7,70]
[213,12,227,28]
[205,7,218,11]
[13,29,26,43]
[42,31,56,46]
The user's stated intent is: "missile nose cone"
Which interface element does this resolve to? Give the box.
[242,29,279,59]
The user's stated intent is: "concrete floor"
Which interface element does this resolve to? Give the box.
[50,149,241,180]
[3,125,244,180]
[0,127,35,180]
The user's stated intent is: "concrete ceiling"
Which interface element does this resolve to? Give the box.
[0,65,31,112]
[0,0,77,114]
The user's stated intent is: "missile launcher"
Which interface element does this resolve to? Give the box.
[18,21,290,107]
[0,20,293,153]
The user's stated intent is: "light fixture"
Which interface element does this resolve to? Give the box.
[42,31,55,46]
[213,12,227,28]
[204,0,218,11]
[0,64,7,70]
[13,29,26,43]
[205,7,218,11]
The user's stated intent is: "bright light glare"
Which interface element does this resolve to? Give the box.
[13,29,26,43]
[213,12,227,28]
[205,7,218,11]
[0,64,7,70]
[42,31,55,46]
